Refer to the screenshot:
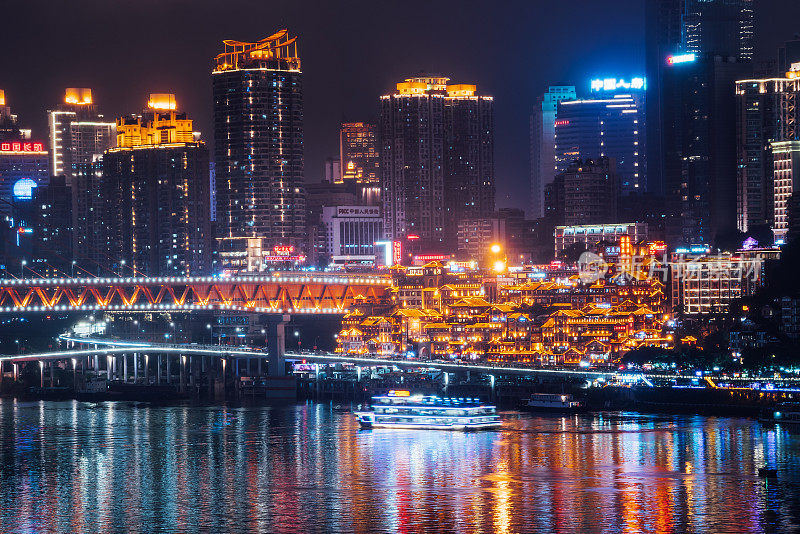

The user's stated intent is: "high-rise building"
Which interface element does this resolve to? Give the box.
[662,53,751,247]
[47,88,115,181]
[682,0,754,60]
[530,86,576,219]
[771,141,800,244]
[212,30,306,272]
[47,88,116,269]
[102,94,213,276]
[554,79,645,194]
[0,90,28,141]
[645,0,755,195]
[779,36,800,74]
[29,175,73,277]
[339,122,379,184]
[735,74,800,233]
[380,76,494,252]
[560,157,619,226]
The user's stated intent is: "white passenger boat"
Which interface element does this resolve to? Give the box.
[524,393,586,413]
[354,390,501,430]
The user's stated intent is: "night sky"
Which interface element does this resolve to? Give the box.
[1,0,798,214]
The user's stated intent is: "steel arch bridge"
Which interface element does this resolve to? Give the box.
[0,273,392,314]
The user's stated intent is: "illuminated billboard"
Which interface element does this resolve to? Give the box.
[667,53,696,65]
[590,77,646,92]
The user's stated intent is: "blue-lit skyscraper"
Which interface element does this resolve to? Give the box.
[554,78,645,194]
[530,86,575,219]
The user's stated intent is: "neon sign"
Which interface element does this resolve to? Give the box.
[667,53,696,65]
[393,241,402,265]
[555,120,570,126]
[0,141,46,154]
[590,77,646,92]
[273,245,295,256]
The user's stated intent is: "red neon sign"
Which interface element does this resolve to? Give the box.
[555,120,570,127]
[0,141,45,153]
[406,234,420,240]
[392,241,402,265]
[273,245,295,256]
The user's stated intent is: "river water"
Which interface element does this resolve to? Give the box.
[0,400,797,533]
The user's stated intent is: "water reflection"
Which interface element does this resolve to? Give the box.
[0,400,797,532]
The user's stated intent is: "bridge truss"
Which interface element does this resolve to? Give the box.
[0,274,392,314]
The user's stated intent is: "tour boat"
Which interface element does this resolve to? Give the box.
[524,393,586,413]
[760,403,800,426]
[354,390,502,430]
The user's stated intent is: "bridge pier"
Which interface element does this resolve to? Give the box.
[167,355,172,385]
[133,353,138,383]
[144,355,150,384]
[264,314,295,401]
[50,361,55,387]
[157,355,162,384]
[179,355,185,393]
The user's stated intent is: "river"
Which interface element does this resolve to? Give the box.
[0,400,797,533]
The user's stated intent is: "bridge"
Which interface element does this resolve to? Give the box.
[0,273,391,313]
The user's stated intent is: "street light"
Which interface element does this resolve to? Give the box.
[20,260,26,278]
[490,243,502,254]
[120,259,126,275]
[71,260,76,278]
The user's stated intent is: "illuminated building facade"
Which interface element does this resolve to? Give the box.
[47,89,115,270]
[554,223,648,256]
[771,141,800,243]
[47,88,115,181]
[380,76,494,252]
[0,140,49,220]
[339,122,379,184]
[102,95,213,276]
[735,74,800,233]
[530,86,575,218]
[336,261,670,365]
[554,84,645,193]
[213,31,306,272]
[321,205,383,264]
[662,54,751,247]
[670,253,746,315]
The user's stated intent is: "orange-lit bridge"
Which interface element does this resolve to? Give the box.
[0,273,392,314]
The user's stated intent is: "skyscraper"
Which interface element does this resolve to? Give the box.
[102,94,213,276]
[47,88,115,181]
[560,158,619,227]
[380,76,494,252]
[662,54,751,247]
[682,0,754,60]
[0,92,48,276]
[47,88,116,268]
[554,78,645,194]
[339,122,379,184]
[735,74,800,233]
[646,0,755,195]
[530,86,575,219]
[443,83,495,249]
[212,30,306,272]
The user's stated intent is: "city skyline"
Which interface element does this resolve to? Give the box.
[0,0,772,213]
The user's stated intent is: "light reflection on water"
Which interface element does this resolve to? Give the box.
[0,400,797,533]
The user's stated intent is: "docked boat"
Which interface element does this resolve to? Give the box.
[354,390,501,430]
[524,393,586,413]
